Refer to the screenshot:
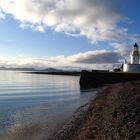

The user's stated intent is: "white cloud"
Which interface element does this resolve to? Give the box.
[0,8,5,19]
[111,43,130,55]
[0,0,138,43]
[67,50,122,64]
[35,25,45,32]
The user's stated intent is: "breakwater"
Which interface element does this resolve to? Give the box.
[80,70,140,88]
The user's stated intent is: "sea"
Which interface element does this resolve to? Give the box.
[0,71,98,140]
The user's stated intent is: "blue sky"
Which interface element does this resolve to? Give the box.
[0,0,140,70]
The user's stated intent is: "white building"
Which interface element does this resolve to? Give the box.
[123,43,140,72]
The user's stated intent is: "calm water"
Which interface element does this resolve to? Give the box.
[0,71,98,140]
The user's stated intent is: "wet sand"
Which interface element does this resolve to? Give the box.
[51,81,140,140]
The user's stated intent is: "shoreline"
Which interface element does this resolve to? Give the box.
[50,80,140,140]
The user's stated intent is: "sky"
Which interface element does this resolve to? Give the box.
[0,0,140,70]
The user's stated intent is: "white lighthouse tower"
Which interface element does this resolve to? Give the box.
[123,43,140,72]
[130,43,139,64]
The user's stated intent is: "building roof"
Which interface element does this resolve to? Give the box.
[134,43,138,48]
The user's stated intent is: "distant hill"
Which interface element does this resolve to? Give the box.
[0,67,63,72]
[0,67,36,71]
[40,68,63,72]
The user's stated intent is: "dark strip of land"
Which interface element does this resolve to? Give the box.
[25,71,81,76]
[50,81,140,140]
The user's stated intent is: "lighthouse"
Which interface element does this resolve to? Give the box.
[123,43,140,72]
[130,43,140,64]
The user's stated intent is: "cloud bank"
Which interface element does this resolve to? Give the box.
[0,0,138,44]
[0,47,127,70]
